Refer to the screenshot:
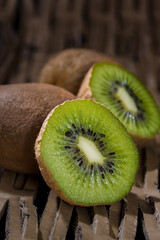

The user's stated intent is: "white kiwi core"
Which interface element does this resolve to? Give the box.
[78,136,104,164]
[115,87,138,114]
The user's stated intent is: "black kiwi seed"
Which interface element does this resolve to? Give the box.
[77,157,83,162]
[91,165,93,170]
[65,146,71,149]
[109,152,115,155]
[99,166,104,172]
[137,112,145,120]
[100,134,105,138]
[108,161,114,166]
[93,138,96,142]
[107,162,113,168]
[87,129,90,135]
[65,131,72,137]
[73,156,77,160]
[93,132,96,137]
[108,169,114,174]
[81,128,85,134]
[99,141,103,145]
[125,85,131,92]
[79,161,83,166]
[129,92,134,97]
[72,124,76,129]
[101,173,105,179]
[75,148,80,153]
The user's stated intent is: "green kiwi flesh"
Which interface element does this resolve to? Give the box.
[88,62,160,139]
[37,99,139,206]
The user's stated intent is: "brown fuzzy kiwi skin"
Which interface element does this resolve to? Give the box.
[35,100,134,207]
[77,66,158,147]
[129,133,155,148]
[154,131,160,152]
[38,48,118,95]
[0,83,75,174]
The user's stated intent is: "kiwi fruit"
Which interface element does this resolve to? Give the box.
[35,99,139,206]
[0,83,75,174]
[78,62,160,145]
[38,48,117,94]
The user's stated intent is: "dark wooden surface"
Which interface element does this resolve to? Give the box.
[0,0,160,239]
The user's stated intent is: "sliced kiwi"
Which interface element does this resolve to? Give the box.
[35,99,139,206]
[78,62,160,143]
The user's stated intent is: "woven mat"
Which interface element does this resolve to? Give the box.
[0,0,160,239]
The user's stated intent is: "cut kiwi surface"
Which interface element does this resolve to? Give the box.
[35,99,139,206]
[78,62,160,142]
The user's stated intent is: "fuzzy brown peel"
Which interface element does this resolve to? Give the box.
[0,83,75,174]
[39,48,117,94]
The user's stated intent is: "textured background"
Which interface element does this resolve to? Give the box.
[0,0,160,239]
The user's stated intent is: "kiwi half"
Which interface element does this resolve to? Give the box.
[78,62,160,145]
[35,99,139,206]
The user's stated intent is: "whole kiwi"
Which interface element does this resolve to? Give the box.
[0,83,75,174]
[38,48,117,94]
